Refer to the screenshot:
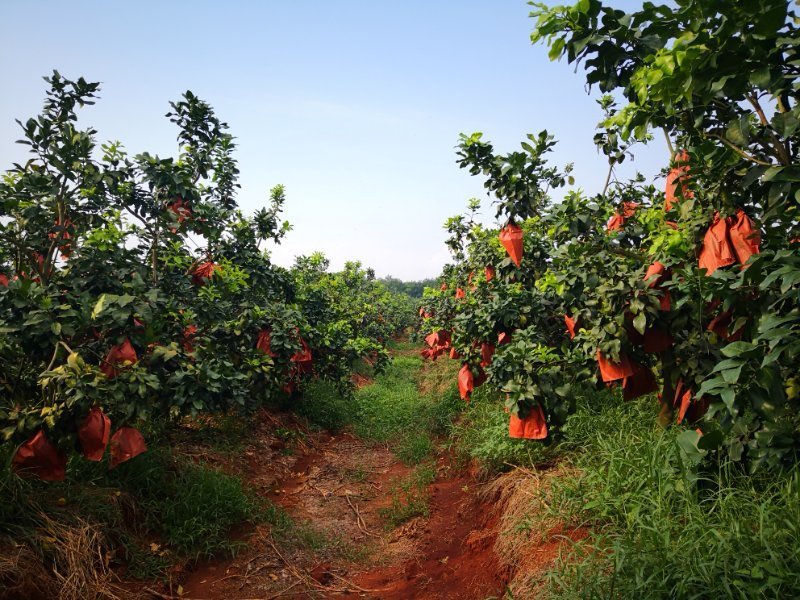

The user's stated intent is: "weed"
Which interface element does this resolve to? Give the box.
[296,381,355,433]
[0,440,272,583]
[538,389,800,599]
[397,432,435,465]
[449,387,553,474]
[351,352,463,466]
[380,465,436,528]
[274,427,299,442]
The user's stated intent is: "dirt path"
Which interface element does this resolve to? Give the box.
[178,418,507,599]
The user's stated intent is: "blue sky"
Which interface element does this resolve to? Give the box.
[0,1,665,280]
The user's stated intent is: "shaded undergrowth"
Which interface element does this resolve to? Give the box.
[0,415,316,599]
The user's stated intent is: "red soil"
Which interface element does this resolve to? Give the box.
[177,419,508,600]
[351,466,508,599]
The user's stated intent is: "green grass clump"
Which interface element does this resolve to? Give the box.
[0,442,273,580]
[396,432,435,465]
[296,380,355,433]
[449,386,552,473]
[379,464,436,528]
[541,389,800,599]
[131,459,262,558]
[349,354,463,465]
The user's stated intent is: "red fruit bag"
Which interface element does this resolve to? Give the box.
[698,214,736,275]
[256,329,277,357]
[0,273,8,287]
[665,151,693,211]
[674,380,693,423]
[727,209,760,266]
[101,338,138,379]
[606,213,625,232]
[458,365,474,401]
[670,380,709,423]
[497,331,512,345]
[192,261,218,285]
[78,408,111,462]
[659,290,671,311]
[622,366,658,401]
[707,310,744,342]
[606,202,639,232]
[485,266,495,282]
[424,331,438,348]
[455,287,466,299]
[109,427,147,468]
[499,224,524,267]
[644,261,667,288]
[643,327,673,353]
[48,218,74,258]
[168,198,192,227]
[11,430,67,481]
[291,338,313,374]
[480,342,495,368]
[183,325,198,353]
[564,314,577,339]
[425,330,450,348]
[596,351,637,383]
[509,404,548,440]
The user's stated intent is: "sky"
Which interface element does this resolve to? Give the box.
[0,1,666,280]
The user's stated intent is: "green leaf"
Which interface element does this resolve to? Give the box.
[548,37,565,61]
[726,117,750,146]
[91,294,108,320]
[721,341,757,358]
[677,429,705,465]
[633,312,646,335]
[720,387,736,410]
[116,294,135,308]
[721,365,743,384]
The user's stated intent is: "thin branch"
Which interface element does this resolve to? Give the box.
[747,93,791,165]
[662,128,675,158]
[707,133,773,167]
[601,163,614,198]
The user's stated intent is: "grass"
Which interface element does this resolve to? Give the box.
[0,436,277,585]
[379,464,437,528]
[296,380,356,433]
[299,342,465,467]
[449,386,554,474]
[526,388,800,599]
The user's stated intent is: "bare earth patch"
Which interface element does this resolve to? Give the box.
[172,411,508,600]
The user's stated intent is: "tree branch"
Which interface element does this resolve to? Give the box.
[747,93,791,165]
[662,128,675,159]
[707,133,773,167]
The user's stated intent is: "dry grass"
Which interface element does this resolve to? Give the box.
[0,514,143,600]
[481,465,582,599]
[0,540,59,600]
[417,355,459,398]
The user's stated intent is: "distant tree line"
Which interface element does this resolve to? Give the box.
[379,276,437,298]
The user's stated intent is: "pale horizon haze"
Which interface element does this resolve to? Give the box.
[0,1,666,280]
